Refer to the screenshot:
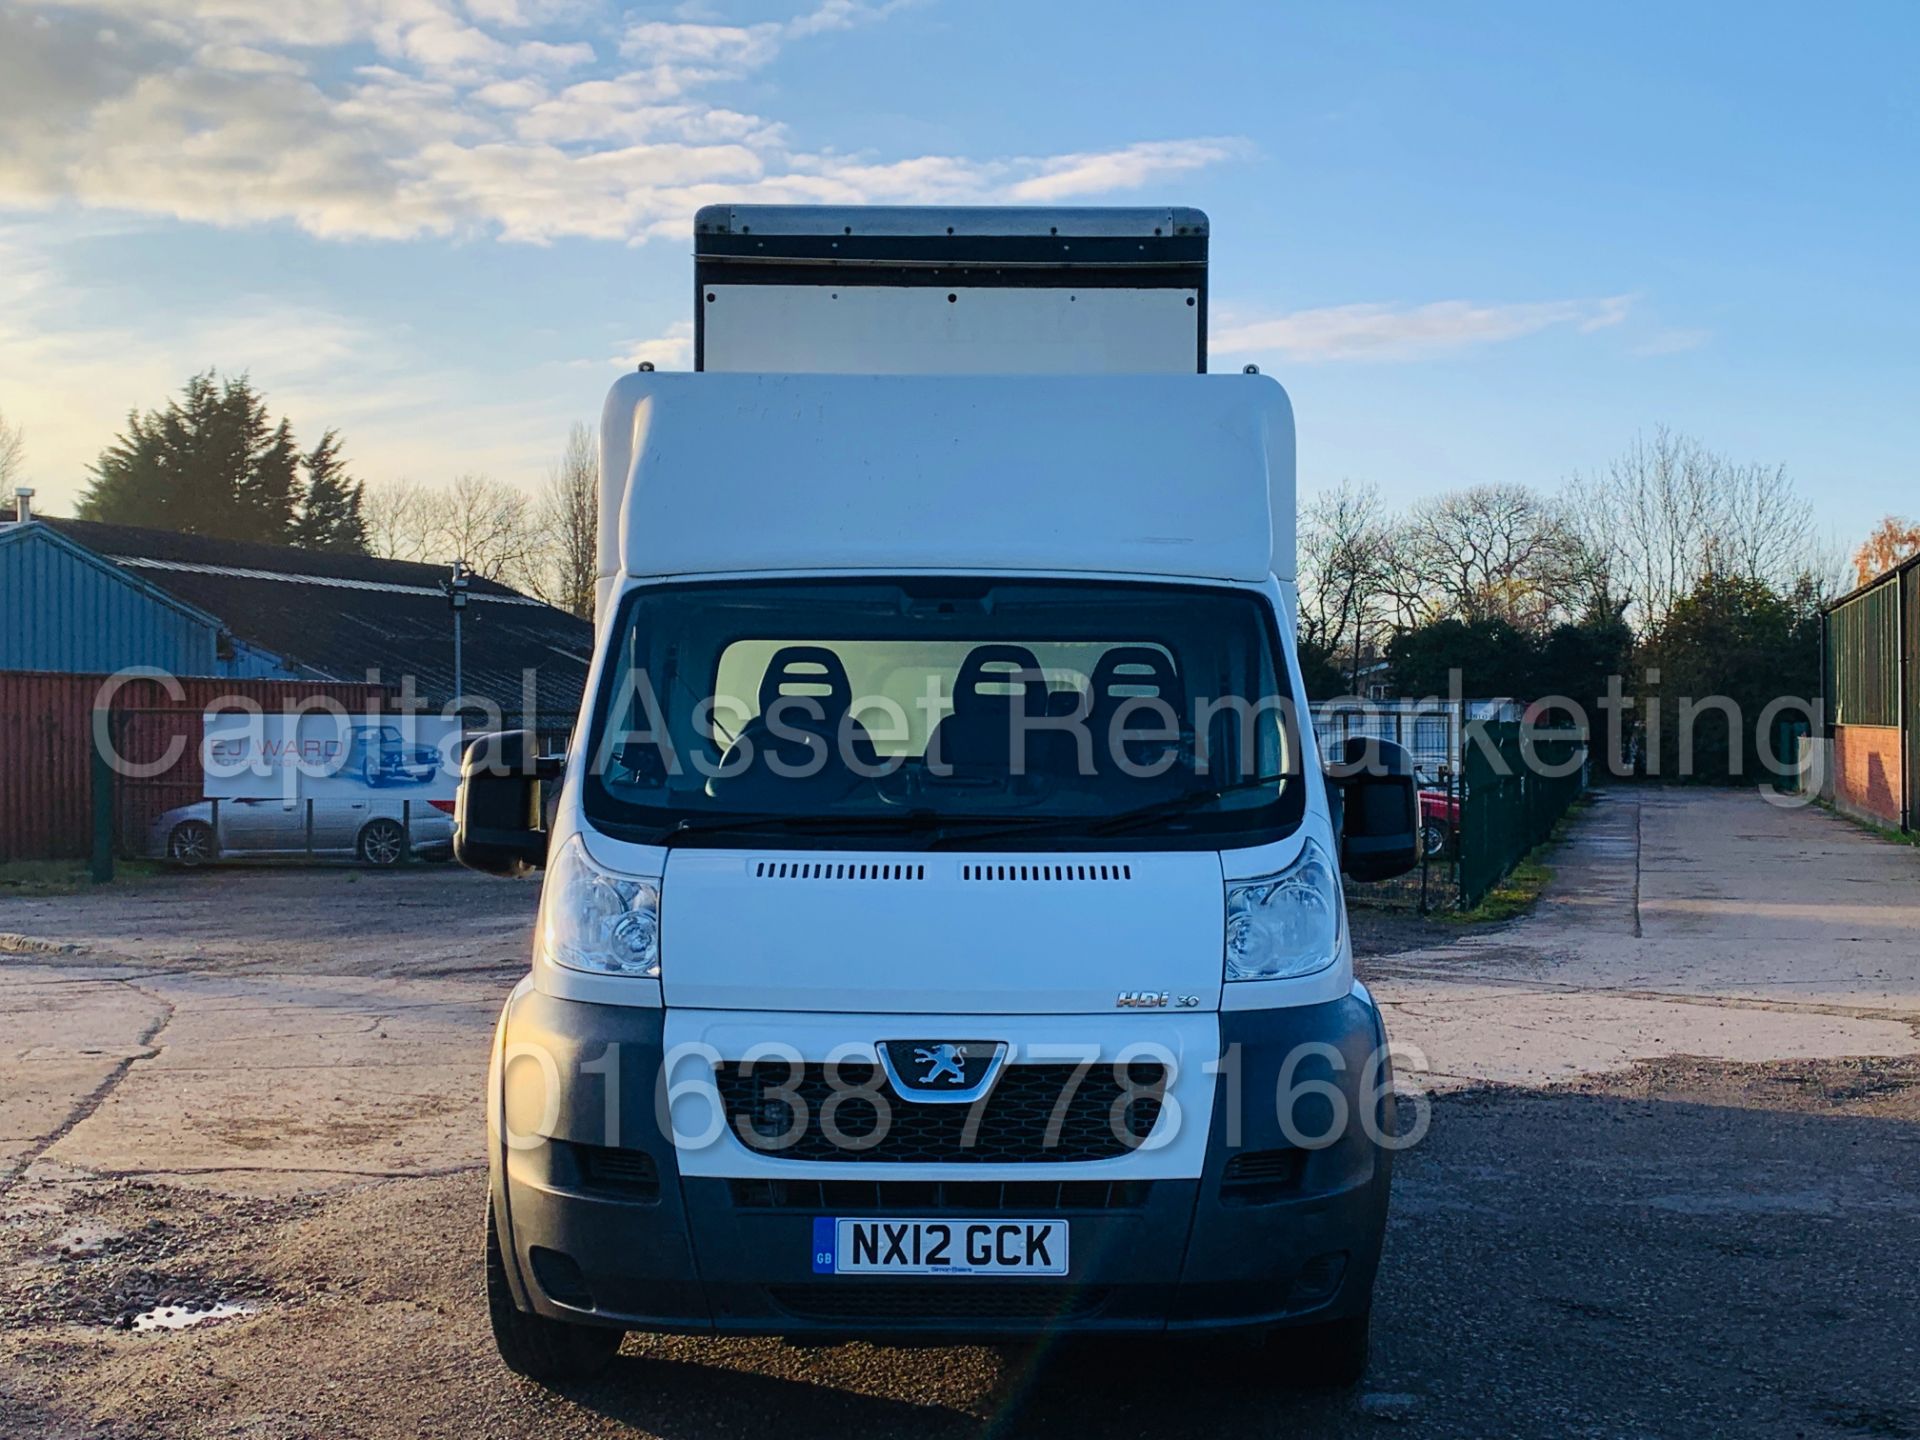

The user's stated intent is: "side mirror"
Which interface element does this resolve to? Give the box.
[1327,736,1418,883]
[455,730,564,877]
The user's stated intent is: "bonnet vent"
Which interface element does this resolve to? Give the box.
[960,863,1133,882]
[753,861,926,881]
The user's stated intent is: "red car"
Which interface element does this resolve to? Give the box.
[1418,788,1458,858]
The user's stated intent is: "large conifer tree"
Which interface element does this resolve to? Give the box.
[290,430,369,553]
[79,372,366,552]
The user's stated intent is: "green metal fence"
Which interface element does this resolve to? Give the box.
[1909,565,1919,831]
[1827,578,1902,728]
[1458,722,1588,909]
[1824,556,1918,832]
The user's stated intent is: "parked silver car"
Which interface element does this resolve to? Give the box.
[148,798,455,867]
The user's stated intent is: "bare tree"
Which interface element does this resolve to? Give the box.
[1403,483,1595,631]
[1567,428,1816,631]
[1713,458,1819,591]
[522,424,598,618]
[362,478,436,562]
[1370,524,1443,635]
[363,473,535,585]
[0,408,24,494]
[438,473,535,583]
[1298,480,1391,691]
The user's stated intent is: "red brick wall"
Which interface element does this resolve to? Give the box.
[1832,724,1905,829]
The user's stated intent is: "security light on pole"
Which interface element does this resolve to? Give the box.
[446,558,471,705]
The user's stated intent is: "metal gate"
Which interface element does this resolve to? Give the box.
[1907,563,1919,832]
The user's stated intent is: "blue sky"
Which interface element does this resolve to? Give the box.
[1,0,1913,554]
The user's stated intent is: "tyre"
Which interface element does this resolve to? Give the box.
[1421,819,1452,859]
[486,1198,621,1384]
[357,818,407,867]
[1267,1310,1372,1389]
[166,819,216,868]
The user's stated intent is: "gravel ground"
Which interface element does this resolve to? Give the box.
[0,863,541,978]
[3,1055,1917,1439]
[1347,905,1463,959]
[4,789,1919,1438]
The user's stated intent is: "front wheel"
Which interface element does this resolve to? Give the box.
[357,818,407,867]
[166,820,216,868]
[1266,1310,1371,1389]
[486,1199,622,1383]
[1421,819,1452,859]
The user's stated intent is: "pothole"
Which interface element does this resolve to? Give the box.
[0,1180,308,1332]
[130,1301,259,1333]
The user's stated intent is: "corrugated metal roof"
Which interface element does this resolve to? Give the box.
[28,517,592,719]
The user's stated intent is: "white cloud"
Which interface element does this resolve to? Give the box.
[0,2,1248,246]
[1212,296,1633,362]
[471,76,548,108]
[1009,138,1250,202]
[620,0,911,66]
[617,320,695,371]
[195,43,308,75]
[464,0,587,26]
[1632,327,1711,357]
[785,0,918,39]
[397,16,514,74]
[515,38,594,68]
[621,19,781,68]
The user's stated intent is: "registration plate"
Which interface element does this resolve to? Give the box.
[813,1218,1069,1276]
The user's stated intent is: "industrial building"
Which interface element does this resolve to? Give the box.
[1823,553,1919,831]
[0,498,592,862]
[0,507,591,722]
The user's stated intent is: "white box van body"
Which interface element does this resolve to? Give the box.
[463,206,1414,1385]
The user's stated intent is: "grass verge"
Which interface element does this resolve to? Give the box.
[1816,800,1920,848]
[1441,793,1593,925]
[0,859,161,896]
[1445,855,1555,925]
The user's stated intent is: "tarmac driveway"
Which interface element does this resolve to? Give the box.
[2,789,1918,1439]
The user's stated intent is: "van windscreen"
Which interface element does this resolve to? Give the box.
[581,577,1306,851]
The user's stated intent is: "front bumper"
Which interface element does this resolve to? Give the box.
[489,988,1393,1338]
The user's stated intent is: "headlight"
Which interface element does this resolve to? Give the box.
[540,833,661,978]
[1224,838,1343,982]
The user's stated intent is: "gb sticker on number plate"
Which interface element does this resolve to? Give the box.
[813,1218,1069,1275]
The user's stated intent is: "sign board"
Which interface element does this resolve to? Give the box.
[203,713,461,802]
[700,286,1201,376]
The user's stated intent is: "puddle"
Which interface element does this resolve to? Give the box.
[131,1302,257,1332]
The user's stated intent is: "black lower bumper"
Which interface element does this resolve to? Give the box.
[490,989,1393,1338]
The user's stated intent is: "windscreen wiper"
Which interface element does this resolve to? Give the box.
[1083,776,1286,836]
[661,808,966,845]
[926,777,1287,849]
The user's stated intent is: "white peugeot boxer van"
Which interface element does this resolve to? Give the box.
[457,205,1419,1387]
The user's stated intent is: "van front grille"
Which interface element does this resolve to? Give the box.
[714,1060,1166,1164]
